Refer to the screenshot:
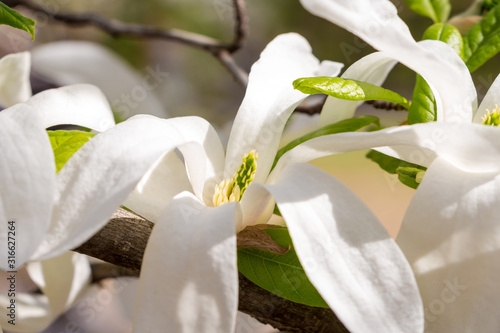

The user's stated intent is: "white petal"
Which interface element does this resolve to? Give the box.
[263,163,423,333]
[316,60,344,76]
[299,0,476,122]
[270,122,500,183]
[0,52,31,107]
[166,117,225,203]
[473,73,500,123]
[0,105,55,268]
[26,252,90,316]
[25,84,115,131]
[0,291,50,332]
[418,40,477,122]
[31,41,167,118]
[225,33,321,183]
[122,150,192,222]
[32,115,219,259]
[238,183,275,231]
[133,192,239,333]
[320,51,397,126]
[397,157,500,332]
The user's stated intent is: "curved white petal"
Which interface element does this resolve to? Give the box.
[0,105,55,268]
[397,157,500,332]
[316,60,344,76]
[263,163,423,333]
[31,41,167,118]
[133,192,239,333]
[238,183,275,231]
[13,252,91,332]
[418,40,477,121]
[32,115,219,260]
[474,73,500,123]
[0,291,50,332]
[299,0,476,122]
[225,33,321,183]
[123,150,192,222]
[320,51,397,126]
[270,122,500,183]
[27,252,90,316]
[166,117,225,204]
[25,84,115,131]
[0,52,32,107]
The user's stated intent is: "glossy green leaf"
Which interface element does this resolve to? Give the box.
[408,23,463,124]
[48,130,94,173]
[293,77,410,110]
[0,2,35,40]
[404,0,451,23]
[366,150,427,189]
[238,228,329,308]
[408,75,437,124]
[463,4,500,72]
[272,116,380,171]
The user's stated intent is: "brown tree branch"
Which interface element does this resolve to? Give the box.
[4,0,249,86]
[73,208,349,333]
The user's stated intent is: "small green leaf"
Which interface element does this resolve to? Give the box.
[366,150,403,174]
[272,116,380,171]
[48,130,94,173]
[293,77,410,110]
[408,75,437,124]
[408,23,463,124]
[463,4,500,72]
[404,0,451,23]
[396,166,427,189]
[238,228,329,308]
[482,0,499,13]
[0,2,35,40]
[422,23,464,58]
[366,150,427,189]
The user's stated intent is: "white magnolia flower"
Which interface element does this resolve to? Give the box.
[85,33,424,333]
[298,0,500,331]
[0,52,115,332]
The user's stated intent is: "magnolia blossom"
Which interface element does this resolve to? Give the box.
[0,52,116,332]
[77,33,424,333]
[297,0,500,331]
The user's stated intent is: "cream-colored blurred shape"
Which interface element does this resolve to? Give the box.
[311,151,414,238]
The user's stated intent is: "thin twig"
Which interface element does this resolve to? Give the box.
[4,0,249,86]
[229,0,248,53]
[73,208,349,333]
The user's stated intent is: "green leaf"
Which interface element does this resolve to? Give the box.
[238,228,329,308]
[293,77,410,110]
[404,0,451,23]
[422,23,464,58]
[272,116,380,171]
[48,130,94,173]
[408,75,437,124]
[366,150,427,189]
[408,23,463,124]
[463,4,500,72]
[0,2,35,40]
[396,166,426,189]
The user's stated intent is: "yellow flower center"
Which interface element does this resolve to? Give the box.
[212,150,258,207]
[482,104,500,126]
